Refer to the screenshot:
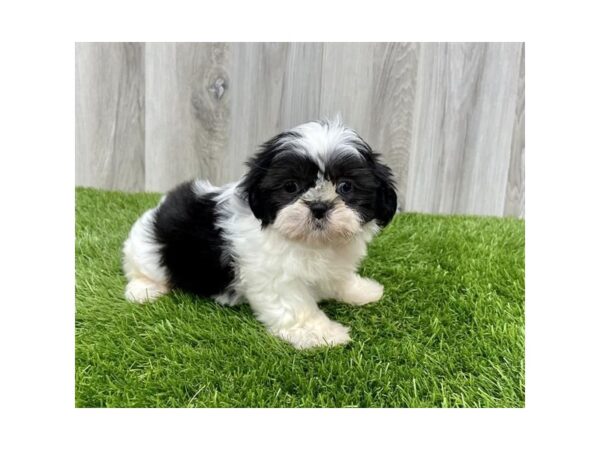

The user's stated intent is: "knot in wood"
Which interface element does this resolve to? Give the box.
[208,77,226,100]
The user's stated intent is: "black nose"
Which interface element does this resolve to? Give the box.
[309,202,329,219]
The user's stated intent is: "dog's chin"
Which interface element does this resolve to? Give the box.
[272,201,363,245]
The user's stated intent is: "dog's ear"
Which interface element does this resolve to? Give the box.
[239,131,299,225]
[372,155,398,227]
[351,135,398,227]
[239,149,274,225]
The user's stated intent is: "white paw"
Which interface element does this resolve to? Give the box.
[214,292,246,306]
[339,276,384,306]
[124,278,168,304]
[274,319,351,350]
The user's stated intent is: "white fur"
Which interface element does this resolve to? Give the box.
[212,183,381,349]
[272,194,363,245]
[324,273,384,306]
[277,117,364,171]
[123,119,388,349]
[122,208,169,303]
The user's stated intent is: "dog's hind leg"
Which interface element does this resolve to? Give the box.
[122,207,170,304]
[124,276,169,303]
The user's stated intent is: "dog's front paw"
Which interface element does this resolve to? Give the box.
[338,276,384,306]
[274,319,351,350]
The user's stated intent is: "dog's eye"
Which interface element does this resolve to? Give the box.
[283,181,299,194]
[337,181,353,195]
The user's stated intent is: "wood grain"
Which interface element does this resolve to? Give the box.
[319,43,377,132]
[225,43,290,182]
[504,44,525,218]
[225,43,326,181]
[145,43,231,191]
[279,43,323,129]
[75,43,145,191]
[368,43,420,211]
[318,43,420,211]
[406,42,523,216]
[75,42,526,217]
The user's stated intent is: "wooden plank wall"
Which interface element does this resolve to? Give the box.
[75,42,525,217]
[75,43,145,191]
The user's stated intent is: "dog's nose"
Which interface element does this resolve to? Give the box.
[309,202,329,219]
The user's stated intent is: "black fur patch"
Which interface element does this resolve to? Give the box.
[240,131,319,226]
[152,181,234,298]
[326,148,397,227]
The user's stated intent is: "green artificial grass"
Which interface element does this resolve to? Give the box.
[75,187,525,408]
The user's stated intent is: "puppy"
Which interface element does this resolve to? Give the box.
[122,119,397,349]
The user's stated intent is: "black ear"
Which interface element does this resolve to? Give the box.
[246,183,269,224]
[239,131,300,225]
[239,148,276,224]
[372,155,398,227]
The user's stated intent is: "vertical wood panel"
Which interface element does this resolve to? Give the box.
[226,43,290,182]
[406,42,522,216]
[226,42,324,179]
[319,43,420,211]
[368,43,420,211]
[145,43,231,191]
[75,42,525,218]
[504,44,525,218]
[279,43,323,129]
[319,43,377,132]
[145,42,326,188]
[75,42,145,191]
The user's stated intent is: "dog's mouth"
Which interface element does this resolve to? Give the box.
[311,217,327,230]
[273,200,362,245]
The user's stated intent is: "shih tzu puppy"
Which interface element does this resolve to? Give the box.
[123,119,397,349]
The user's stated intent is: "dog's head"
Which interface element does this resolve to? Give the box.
[239,119,397,244]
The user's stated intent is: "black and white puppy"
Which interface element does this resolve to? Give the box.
[123,119,397,349]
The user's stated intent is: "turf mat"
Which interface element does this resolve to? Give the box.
[75,187,525,407]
